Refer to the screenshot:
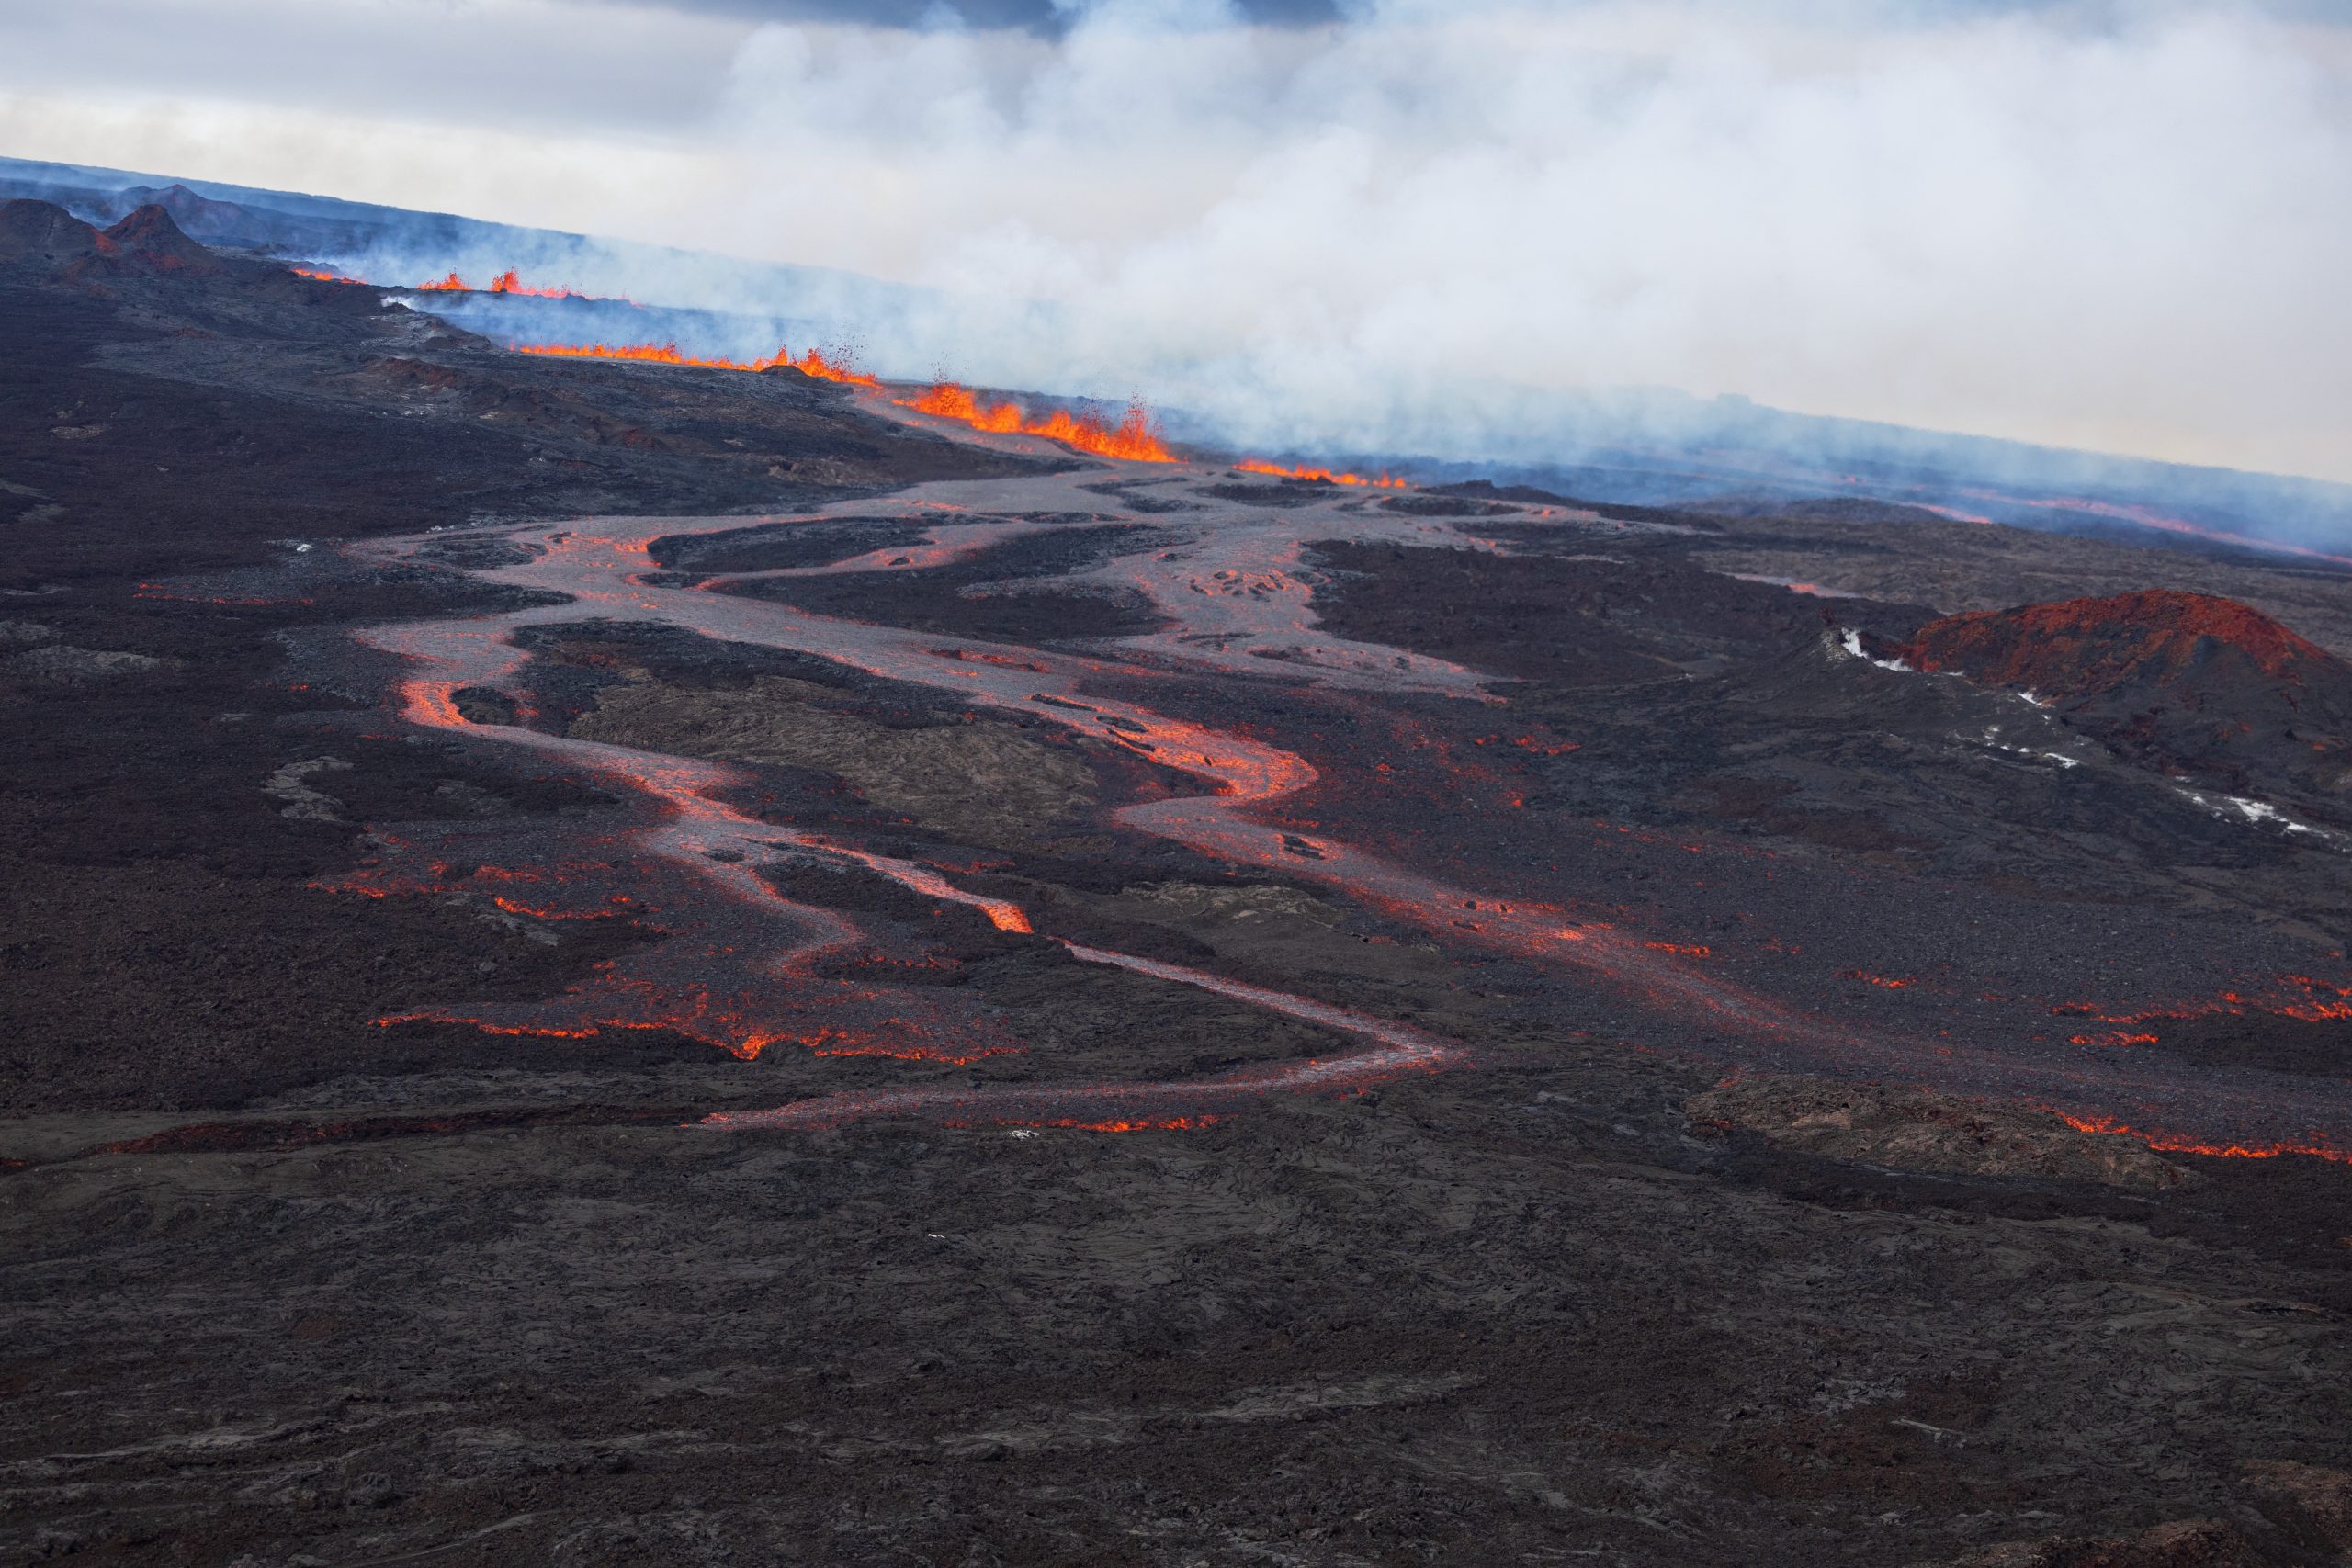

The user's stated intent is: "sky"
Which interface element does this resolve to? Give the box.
[2,0,2348,481]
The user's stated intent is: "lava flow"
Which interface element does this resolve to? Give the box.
[506,339,879,386]
[322,690,1026,1066]
[323,461,2352,1156]
[352,500,1802,1113]
[1234,458,1406,489]
[2052,973,2352,1027]
[700,947,1458,1131]
[2045,1109,2351,1166]
[898,381,1172,463]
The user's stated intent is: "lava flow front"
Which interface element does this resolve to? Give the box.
[1234,458,1406,488]
[507,339,880,385]
[898,381,1172,462]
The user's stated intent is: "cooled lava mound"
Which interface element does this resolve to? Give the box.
[0,197,223,277]
[1902,589,2352,813]
[1904,589,2335,698]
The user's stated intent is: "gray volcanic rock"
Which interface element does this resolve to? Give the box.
[1905,1518,2259,1567]
[1686,1075,2194,1190]
[9,645,183,681]
[0,197,107,269]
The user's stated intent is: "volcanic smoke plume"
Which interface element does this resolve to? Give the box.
[8,4,2351,499]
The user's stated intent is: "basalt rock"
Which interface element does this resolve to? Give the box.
[1905,1518,2260,1568]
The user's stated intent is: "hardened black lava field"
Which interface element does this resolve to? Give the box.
[5,202,2351,1568]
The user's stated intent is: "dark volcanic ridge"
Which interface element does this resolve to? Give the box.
[0,196,223,277]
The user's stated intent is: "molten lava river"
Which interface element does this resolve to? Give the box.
[317,409,2352,1161]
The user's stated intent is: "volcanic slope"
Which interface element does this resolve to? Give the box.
[0,199,1035,1108]
[3,209,2351,1567]
[1679,500,2352,658]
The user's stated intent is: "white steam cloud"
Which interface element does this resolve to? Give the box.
[4,0,2349,482]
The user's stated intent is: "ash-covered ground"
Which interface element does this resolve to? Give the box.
[5,203,2351,1568]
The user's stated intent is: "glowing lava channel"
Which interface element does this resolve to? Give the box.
[702,948,1458,1130]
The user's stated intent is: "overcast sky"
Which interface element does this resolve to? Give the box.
[3,0,2348,481]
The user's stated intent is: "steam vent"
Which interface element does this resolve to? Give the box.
[5,9,2352,1562]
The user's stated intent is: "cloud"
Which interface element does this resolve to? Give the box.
[1,0,2347,482]
[692,0,2352,481]
[584,0,1341,28]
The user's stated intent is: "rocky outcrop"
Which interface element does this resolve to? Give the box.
[1687,1075,2194,1189]
[9,645,184,682]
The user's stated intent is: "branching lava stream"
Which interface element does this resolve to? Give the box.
[332,452,2352,1158]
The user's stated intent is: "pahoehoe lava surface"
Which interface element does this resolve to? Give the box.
[5,202,2352,1568]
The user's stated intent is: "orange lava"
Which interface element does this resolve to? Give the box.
[1840,969,1914,989]
[899,381,1171,463]
[1234,458,1405,489]
[416,271,469,292]
[373,999,840,1064]
[808,1030,1024,1066]
[2051,1109,2352,1165]
[400,679,469,729]
[289,265,367,286]
[988,1116,1217,1133]
[507,339,879,386]
[2052,974,2352,1027]
[485,267,585,299]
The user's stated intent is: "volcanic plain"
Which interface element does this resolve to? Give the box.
[4,201,2351,1568]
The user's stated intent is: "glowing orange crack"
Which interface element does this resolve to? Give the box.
[2050,1109,2352,1165]
[509,340,879,387]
